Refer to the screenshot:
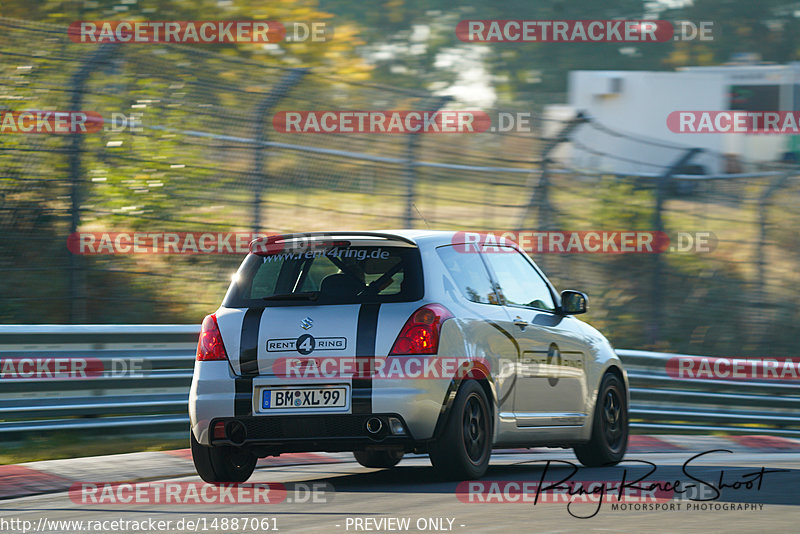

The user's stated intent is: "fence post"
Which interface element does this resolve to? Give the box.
[250,68,307,234]
[517,112,587,229]
[648,147,702,345]
[403,134,419,228]
[403,96,451,228]
[755,171,791,343]
[67,43,117,323]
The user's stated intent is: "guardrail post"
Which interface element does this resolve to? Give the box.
[403,96,451,228]
[648,147,702,345]
[250,68,307,234]
[68,43,118,323]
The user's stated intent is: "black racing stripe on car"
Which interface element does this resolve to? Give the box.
[234,377,253,417]
[352,303,380,414]
[239,307,264,376]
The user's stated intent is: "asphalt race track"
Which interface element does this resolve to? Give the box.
[2,447,799,534]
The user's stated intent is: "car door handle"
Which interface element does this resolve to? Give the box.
[513,317,529,328]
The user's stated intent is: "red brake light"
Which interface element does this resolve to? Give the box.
[389,304,454,355]
[197,314,229,361]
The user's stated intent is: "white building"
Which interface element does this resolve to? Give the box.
[558,64,800,175]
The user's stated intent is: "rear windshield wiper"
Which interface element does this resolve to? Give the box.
[263,291,320,301]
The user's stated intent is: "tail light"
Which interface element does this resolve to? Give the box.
[196,314,229,361]
[390,304,453,355]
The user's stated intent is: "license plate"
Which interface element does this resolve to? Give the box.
[261,387,347,410]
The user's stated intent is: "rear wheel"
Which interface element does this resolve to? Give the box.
[191,430,257,483]
[353,449,404,468]
[429,381,492,480]
[573,372,628,467]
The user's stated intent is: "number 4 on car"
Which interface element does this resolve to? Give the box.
[189,231,629,481]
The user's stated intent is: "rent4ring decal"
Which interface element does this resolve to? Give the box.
[266,334,347,355]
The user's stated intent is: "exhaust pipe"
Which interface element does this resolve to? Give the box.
[225,420,247,445]
[365,417,383,434]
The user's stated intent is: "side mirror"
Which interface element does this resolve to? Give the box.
[560,290,587,315]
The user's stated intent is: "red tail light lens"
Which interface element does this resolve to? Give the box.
[196,314,229,361]
[390,304,454,355]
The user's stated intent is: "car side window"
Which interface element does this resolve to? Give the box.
[481,247,555,311]
[437,245,500,305]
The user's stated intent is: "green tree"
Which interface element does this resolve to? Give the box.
[0,0,371,78]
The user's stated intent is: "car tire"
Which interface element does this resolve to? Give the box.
[353,449,404,468]
[190,430,257,483]
[429,380,492,480]
[573,372,628,467]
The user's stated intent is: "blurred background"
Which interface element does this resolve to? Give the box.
[3,1,800,358]
[2,0,800,460]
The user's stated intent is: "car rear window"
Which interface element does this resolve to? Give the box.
[224,245,424,307]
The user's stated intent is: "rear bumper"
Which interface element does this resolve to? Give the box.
[189,360,450,448]
[208,414,417,453]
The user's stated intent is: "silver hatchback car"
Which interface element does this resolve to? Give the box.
[189,230,628,481]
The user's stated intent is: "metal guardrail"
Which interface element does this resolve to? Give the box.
[619,349,800,436]
[1,327,799,437]
[0,325,197,436]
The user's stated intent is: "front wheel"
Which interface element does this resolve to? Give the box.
[191,430,257,483]
[573,372,628,467]
[429,381,492,480]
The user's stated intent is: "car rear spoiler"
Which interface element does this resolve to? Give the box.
[249,231,418,254]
